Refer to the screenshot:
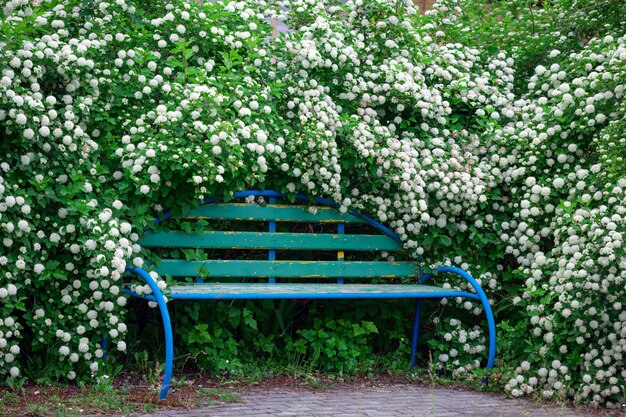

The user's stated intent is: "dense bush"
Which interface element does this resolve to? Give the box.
[0,0,624,408]
[488,35,626,404]
[425,0,626,406]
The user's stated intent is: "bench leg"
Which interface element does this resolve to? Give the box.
[409,299,423,369]
[129,267,174,400]
[481,292,497,370]
[159,305,174,400]
[150,283,174,400]
[100,336,108,360]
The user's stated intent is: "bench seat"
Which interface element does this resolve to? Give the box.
[159,283,482,300]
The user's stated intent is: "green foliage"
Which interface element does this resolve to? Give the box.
[286,318,379,374]
[177,303,265,376]
[423,0,568,91]
[424,0,626,92]
[0,0,625,408]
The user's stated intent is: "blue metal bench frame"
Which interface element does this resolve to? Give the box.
[124,190,496,399]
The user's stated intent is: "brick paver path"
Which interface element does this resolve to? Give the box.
[148,384,600,417]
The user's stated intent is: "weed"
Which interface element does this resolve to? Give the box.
[193,387,241,407]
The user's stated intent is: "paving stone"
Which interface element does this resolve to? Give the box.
[127,384,603,417]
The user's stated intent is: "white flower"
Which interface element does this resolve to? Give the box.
[120,222,132,234]
[15,114,27,125]
[23,128,34,139]
[33,264,45,275]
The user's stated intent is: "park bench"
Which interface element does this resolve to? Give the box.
[124,190,496,399]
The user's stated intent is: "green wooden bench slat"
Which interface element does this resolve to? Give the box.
[168,283,456,297]
[152,260,420,278]
[140,231,401,251]
[183,203,366,223]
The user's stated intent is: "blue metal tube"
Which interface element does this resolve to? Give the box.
[419,266,497,369]
[337,223,345,284]
[100,337,108,360]
[410,299,423,368]
[268,197,276,283]
[167,291,481,301]
[126,266,174,400]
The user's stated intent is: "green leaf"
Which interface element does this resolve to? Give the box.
[243,309,257,330]
[166,58,183,68]
[362,321,378,334]
[352,324,365,337]
[228,309,241,327]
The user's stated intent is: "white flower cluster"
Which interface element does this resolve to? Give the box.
[437,317,487,372]
[276,0,513,259]
[488,34,626,406]
[0,0,158,383]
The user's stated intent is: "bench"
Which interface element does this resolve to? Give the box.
[124,189,496,399]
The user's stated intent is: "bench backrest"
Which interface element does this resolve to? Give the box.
[140,190,418,283]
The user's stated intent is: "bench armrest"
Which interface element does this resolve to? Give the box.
[418,265,496,369]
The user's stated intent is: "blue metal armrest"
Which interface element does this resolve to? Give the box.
[410,265,496,370]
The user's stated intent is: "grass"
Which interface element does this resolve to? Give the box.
[0,375,240,417]
[193,387,242,407]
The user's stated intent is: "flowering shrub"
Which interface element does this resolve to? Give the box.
[424,0,626,406]
[487,35,626,406]
[0,0,624,408]
[423,0,626,92]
